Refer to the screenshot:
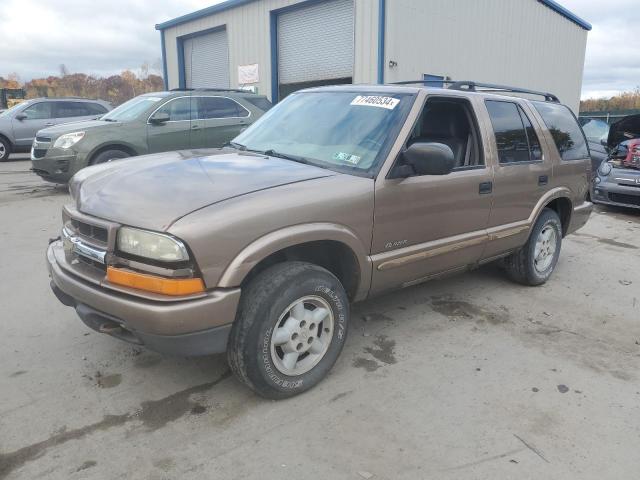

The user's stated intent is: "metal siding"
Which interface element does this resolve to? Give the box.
[184,29,230,88]
[353,0,379,84]
[383,0,587,112]
[277,0,354,84]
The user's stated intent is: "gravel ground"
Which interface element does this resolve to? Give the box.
[1,158,639,480]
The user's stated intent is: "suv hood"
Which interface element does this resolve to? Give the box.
[39,119,120,137]
[72,150,337,230]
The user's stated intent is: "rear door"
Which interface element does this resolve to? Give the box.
[190,96,250,149]
[11,101,55,147]
[479,99,552,259]
[146,96,193,153]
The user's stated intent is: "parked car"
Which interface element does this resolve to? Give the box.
[591,114,640,210]
[579,117,610,172]
[31,89,272,183]
[47,83,592,398]
[0,97,111,161]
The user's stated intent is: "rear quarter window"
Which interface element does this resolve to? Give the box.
[532,102,589,161]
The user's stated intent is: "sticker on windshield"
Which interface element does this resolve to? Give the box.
[351,95,399,110]
[333,152,361,165]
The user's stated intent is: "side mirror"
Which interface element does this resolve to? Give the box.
[15,113,27,121]
[149,112,170,125]
[396,142,455,177]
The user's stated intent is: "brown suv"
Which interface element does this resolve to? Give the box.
[47,82,592,398]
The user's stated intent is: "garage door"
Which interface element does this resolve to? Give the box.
[183,29,230,89]
[277,0,354,98]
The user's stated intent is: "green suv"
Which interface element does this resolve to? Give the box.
[31,89,271,183]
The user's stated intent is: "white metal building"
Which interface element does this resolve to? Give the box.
[157,0,590,111]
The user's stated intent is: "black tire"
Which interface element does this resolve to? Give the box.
[227,261,349,399]
[0,136,11,161]
[90,149,130,165]
[504,208,562,286]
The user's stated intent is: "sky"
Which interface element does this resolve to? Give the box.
[0,0,637,100]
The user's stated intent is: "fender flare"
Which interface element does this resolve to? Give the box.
[527,186,573,231]
[217,223,372,300]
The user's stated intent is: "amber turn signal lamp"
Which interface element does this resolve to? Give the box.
[107,267,205,296]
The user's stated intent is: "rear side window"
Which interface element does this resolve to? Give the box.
[485,100,541,164]
[55,102,90,118]
[245,97,272,112]
[533,101,589,160]
[84,102,108,115]
[196,97,249,119]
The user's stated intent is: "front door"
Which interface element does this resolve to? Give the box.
[12,101,55,147]
[146,96,193,153]
[190,96,250,149]
[370,96,493,295]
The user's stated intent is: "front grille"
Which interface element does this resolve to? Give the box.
[32,148,48,159]
[609,193,640,206]
[617,182,640,188]
[35,136,51,142]
[71,219,109,244]
[78,254,108,272]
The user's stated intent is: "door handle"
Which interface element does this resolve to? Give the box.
[191,124,200,130]
[538,175,549,186]
[479,181,493,194]
[45,122,54,126]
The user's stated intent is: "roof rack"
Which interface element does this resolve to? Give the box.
[391,79,560,103]
[169,87,254,94]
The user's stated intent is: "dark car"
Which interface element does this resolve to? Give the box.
[579,117,610,172]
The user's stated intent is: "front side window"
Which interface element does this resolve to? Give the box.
[196,97,248,119]
[533,101,589,160]
[232,91,415,175]
[155,97,192,121]
[22,102,52,120]
[486,100,540,164]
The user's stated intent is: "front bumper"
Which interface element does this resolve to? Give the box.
[47,241,240,356]
[31,149,79,184]
[591,181,640,210]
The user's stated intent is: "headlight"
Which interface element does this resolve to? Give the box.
[117,227,189,262]
[54,131,85,149]
[599,162,612,177]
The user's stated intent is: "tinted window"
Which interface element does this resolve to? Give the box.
[84,102,108,115]
[156,97,192,121]
[55,101,90,118]
[519,106,542,161]
[196,97,248,119]
[533,102,589,160]
[245,97,272,112]
[485,101,531,164]
[22,102,52,120]
[579,118,609,144]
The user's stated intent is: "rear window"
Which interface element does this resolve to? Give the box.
[533,101,589,160]
[245,97,273,112]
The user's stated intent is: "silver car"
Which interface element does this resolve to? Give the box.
[0,98,111,161]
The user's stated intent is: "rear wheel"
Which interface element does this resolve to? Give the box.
[0,137,11,161]
[227,261,349,399]
[90,149,130,165]
[504,208,562,286]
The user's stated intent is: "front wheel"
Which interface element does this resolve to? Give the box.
[504,208,562,286]
[227,262,349,399]
[0,137,11,161]
[90,149,130,165]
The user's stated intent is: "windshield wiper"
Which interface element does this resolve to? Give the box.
[102,118,117,122]
[261,149,311,165]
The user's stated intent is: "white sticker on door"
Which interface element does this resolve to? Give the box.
[350,95,399,110]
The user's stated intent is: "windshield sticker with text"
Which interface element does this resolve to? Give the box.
[333,152,361,165]
[350,95,399,110]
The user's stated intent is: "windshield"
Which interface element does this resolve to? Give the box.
[0,102,28,118]
[102,94,168,122]
[232,91,415,175]
[579,118,610,144]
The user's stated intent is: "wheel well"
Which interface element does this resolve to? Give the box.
[545,197,572,236]
[89,144,136,164]
[0,133,12,149]
[241,241,360,300]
